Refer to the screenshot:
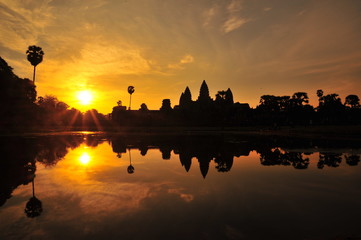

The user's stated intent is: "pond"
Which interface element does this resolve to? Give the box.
[1,132,360,240]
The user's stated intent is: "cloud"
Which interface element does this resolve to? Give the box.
[222,0,249,33]
[203,6,217,27]
[223,16,249,33]
[227,0,243,13]
[168,54,194,70]
[180,54,194,64]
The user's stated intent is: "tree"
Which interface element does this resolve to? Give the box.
[291,92,309,107]
[215,90,226,102]
[345,95,360,108]
[215,88,234,105]
[127,148,134,174]
[316,89,323,97]
[139,103,149,111]
[0,57,37,129]
[127,86,135,110]
[26,45,44,84]
[24,179,42,218]
[258,95,290,112]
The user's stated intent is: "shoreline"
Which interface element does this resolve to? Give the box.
[1,125,361,140]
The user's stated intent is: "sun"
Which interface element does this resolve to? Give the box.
[79,152,91,165]
[77,90,93,105]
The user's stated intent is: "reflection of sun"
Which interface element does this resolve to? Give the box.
[77,90,93,105]
[79,152,91,165]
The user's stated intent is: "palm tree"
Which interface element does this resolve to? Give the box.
[24,179,43,218]
[127,148,135,174]
[26,45,44,84]
[127,86,135,110]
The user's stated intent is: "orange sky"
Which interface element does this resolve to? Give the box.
[1,0,361,113]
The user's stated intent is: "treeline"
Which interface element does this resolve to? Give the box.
[252,90,360,126]
[1,55,360,131]
[2,134,359,216]
[112,80,361,127]
[0,57,109,131]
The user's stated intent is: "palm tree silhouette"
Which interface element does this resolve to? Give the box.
[127,148,135,174]
[24,179,43,218]
[127,86,135,110]
[26,45,44,84]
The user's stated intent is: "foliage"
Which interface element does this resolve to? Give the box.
[26,45,44,67]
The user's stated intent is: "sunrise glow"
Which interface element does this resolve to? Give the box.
[77,90,93,106]
[79,152,91,165]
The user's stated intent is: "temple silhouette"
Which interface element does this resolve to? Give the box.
[112,80,251,127]
[1,54,361,131]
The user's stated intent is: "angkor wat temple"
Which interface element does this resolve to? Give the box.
[111,80,250,127]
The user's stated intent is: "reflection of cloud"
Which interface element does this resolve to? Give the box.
[168,188,194,203]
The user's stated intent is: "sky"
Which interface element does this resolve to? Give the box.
[1,0,361,113]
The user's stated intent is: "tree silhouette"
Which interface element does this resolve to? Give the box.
[345,154,360,166]
[291,92,309,107]
[139,103,149,111]
[127,86,135,110]
[127,148,135,174]
[345,95,360,108]
[24,179,43,218]
[26,45,44,84]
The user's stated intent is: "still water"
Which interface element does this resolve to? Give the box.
[1,132,360,240]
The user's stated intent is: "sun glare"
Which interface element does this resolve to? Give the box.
[77,90,93,105]
[79,152,91,165]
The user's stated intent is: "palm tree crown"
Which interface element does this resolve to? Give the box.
[128,86,135,95]
[26,45,44,67]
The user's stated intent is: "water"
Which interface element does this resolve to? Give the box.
[1,132,360,240]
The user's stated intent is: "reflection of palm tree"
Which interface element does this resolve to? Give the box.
[345,154,360,166]
[24,179,43,218]
[127,148,135,174]
[127,86,135,110]
[26,45,44,84]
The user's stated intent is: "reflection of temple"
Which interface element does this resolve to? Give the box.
[111,134,361,177]
[1,134,361,210]
[111,135,253,178]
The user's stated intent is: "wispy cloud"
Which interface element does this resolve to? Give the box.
[222,0,249,33]
[223,16,249,33]
[227,0,243,13]
[168,54,194,70]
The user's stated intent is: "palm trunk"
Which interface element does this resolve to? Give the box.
[32,179,35,197]
[129,94,132,110]
[33,66,36,84]
[129,148,132,165]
